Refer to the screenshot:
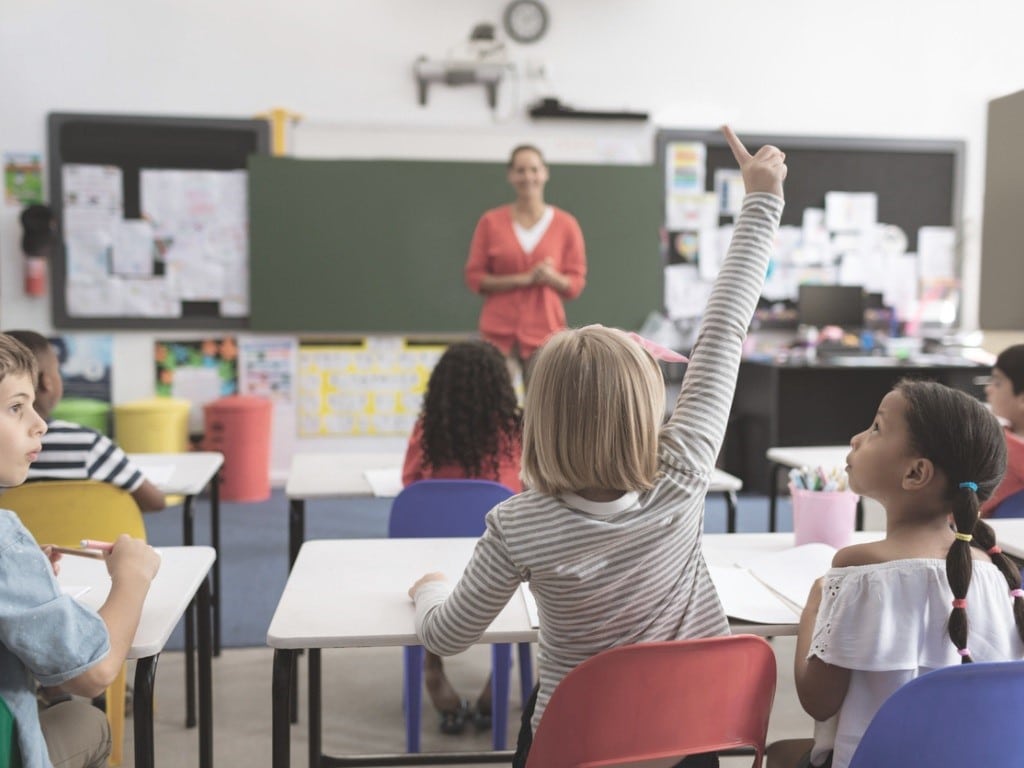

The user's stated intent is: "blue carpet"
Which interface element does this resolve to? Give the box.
[144,489,794,650]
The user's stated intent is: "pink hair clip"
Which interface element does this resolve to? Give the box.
[958,648,971,657]
[989,545,1002,555]
[1011,589,1024,599]
[625,332,688,363]
[951,598,967,610]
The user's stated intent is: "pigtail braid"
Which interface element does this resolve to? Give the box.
[946,483,979,663]
[972,520,1024,644]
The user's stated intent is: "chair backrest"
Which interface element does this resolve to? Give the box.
[848,660,1024,768]
[388,479,513,538]
[526,635,777,768]
[0,480,146,546]
[991,488,1024,518]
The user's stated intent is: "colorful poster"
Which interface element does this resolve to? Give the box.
[155,337,238,434]
[297,337,446,437]
[4,152,43,205]
[238,336,296,404]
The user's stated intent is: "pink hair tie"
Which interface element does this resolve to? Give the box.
[625,332,689,363]
[952,598,968,610]
[1011,589,1024,599]
[989,545,1002,555]
[958,648,972,657]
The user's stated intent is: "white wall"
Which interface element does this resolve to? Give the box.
[2,0,1022,470]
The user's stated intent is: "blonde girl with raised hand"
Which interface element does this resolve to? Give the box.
[409,126,785,768]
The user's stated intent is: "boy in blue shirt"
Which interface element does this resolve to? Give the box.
[0,333,160,767]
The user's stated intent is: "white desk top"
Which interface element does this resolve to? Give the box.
[59,546,216,658]
[987,519,1024,559]
[268,532,886,651]
[285,452,406,500]
[766,445,850,470]
[129,452,224,496]
[266,538,534,649]
[284,452,743,500]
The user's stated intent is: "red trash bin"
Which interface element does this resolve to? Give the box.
[203,395,272,502]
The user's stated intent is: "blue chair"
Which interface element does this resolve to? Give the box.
[848,660,1024,767]
[389,479,531,753]
[990,488,1024,518]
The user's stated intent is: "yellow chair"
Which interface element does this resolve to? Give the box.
[1,480,146,767]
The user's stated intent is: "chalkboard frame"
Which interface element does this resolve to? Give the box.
[47,112,270,330]
[655,129,965,254]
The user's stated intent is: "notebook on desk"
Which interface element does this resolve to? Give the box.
[709,543,837,624]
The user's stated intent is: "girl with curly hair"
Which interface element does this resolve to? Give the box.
[401,339,522,735]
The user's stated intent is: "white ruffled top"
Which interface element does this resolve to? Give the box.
[809,558,1024,768]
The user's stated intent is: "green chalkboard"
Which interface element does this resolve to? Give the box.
[248,156,661,333]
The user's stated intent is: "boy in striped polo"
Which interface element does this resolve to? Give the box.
[4,331,165,512]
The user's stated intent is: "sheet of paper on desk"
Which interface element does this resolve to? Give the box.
[708,566,800,624]
[520,583,539,628]
[142,464,175,486]
[364,467,403,498]
[738,543,837,610]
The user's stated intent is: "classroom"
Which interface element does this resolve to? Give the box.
[3,1,1024,767]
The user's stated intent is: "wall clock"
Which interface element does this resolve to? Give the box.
[503,0,549,44]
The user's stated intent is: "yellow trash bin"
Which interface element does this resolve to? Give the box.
[112,397,191,453]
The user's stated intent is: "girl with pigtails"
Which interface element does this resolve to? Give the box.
[769,379,1024,768]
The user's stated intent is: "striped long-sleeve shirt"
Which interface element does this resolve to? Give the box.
[26,420,145,492]
[414,192,784,729]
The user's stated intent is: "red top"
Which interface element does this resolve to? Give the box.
[401,419,523,492]
[981,427,1024,517]
[465,205,586,358]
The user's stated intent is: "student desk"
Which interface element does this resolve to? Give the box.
[284,453,747,572]
[986,519,1024,559]
[59,546,215,768]
[724,357,986,494]
[131,452,225,663]
[267,534,832,768]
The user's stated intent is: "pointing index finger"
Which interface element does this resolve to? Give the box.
[721,125,752,164]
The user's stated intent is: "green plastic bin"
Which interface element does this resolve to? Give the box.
[51,397,112,436]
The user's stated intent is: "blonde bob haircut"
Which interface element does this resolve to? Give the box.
[522,325,666,496]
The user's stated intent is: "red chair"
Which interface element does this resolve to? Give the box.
[526,635,777,768]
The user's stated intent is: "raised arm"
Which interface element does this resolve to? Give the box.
[660,127,785,471]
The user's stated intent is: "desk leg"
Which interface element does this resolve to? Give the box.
[289,498,305,572]
[210,470,222,657]
[197,575,214,768]
[134,655,159,768]
[309,648,322,768]
[724,491,738,533]
[273,649,297,768]
[183,494,197,728]
[769,463,784,533]
[288,498,306,724]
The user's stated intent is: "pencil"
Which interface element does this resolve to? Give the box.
[50,545,105,560]
[80,539,114,553]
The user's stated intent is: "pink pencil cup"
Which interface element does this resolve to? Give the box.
[789,483,858,548]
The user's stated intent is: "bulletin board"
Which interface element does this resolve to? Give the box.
[655,129,964,324]
[47,112,270,329]
[656,130,964,251]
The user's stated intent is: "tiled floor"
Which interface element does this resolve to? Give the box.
[125,635,814,767]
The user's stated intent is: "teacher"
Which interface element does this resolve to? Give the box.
[464,144,587,385]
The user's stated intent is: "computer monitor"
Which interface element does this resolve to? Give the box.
[797,284,865,329]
